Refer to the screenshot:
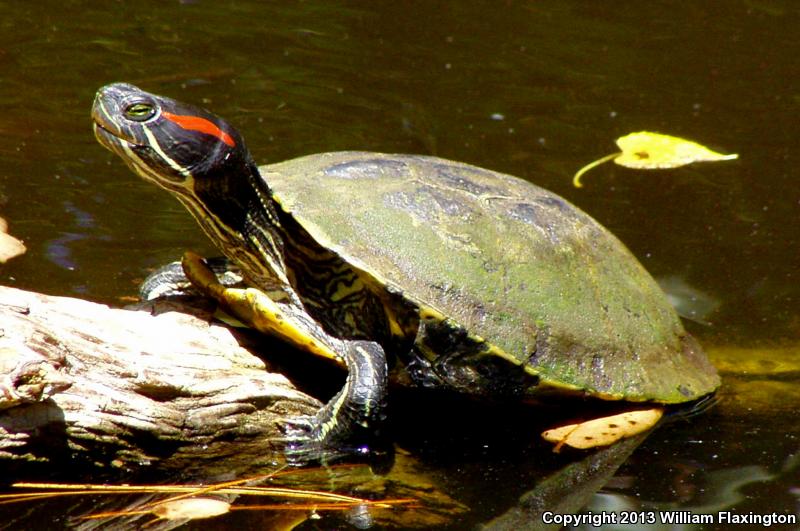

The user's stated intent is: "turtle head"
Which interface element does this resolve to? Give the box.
[92,83,251,193]
[93,83,290,289]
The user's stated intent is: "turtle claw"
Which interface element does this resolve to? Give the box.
[278,399,394,473]
[279,412,365,456]
[277,416,323,465]
[280,420,395,473]
[278,415,317,449]
[279,415,366,467]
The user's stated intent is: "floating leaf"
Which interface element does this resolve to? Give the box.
[573,132,738,187]
[615,132,739,169]
[541,407,664,451]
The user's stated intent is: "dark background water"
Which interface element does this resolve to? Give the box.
[1,1,798,529]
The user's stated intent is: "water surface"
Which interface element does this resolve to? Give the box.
[1,1,798,528]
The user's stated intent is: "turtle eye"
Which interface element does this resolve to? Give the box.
[124,102,157,122]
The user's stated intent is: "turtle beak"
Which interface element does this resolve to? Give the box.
[91,83,153,147]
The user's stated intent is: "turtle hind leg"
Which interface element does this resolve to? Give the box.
[285,339,394,471]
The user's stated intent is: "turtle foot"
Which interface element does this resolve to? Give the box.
[280,414,394,473]
[279,340,393,471]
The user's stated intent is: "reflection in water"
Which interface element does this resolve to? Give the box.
[45,231,84,271]
[584,460,796,530]
[484,435,648,531]
[656,275,720,326]
[44,201,96,275]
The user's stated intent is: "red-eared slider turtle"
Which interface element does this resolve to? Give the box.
[91,83,720,458]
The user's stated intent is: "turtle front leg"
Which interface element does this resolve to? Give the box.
[139,256,241,301]
[310,340,389,445]
[181,252,392,463]
[181,251,344,364]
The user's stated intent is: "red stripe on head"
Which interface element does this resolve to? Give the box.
[162,111,236,147]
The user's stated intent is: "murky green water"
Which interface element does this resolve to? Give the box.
[1,1,798,529]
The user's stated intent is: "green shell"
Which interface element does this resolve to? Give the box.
[263,152,719,403]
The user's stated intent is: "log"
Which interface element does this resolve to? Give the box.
[0,287,474,529]
[0,285,321,473]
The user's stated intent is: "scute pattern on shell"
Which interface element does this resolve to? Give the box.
[264,152,719,402]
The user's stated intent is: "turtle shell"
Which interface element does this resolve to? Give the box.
[263,152,719,403]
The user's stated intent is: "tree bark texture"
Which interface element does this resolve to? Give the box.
[0,285,320,472]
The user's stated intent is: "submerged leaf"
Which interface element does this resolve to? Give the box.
[573,132,738,187]
[541,408,664,450]
[153,497,231,520]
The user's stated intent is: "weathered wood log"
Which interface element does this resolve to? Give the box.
[0,285,321,472]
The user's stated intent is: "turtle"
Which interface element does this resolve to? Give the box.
[91,83,720,458]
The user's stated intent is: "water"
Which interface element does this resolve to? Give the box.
[1,1,798,528]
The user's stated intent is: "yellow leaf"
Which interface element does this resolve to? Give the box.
[573,132,738,188]
[541,407,664,451]
[615,132,739,169]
